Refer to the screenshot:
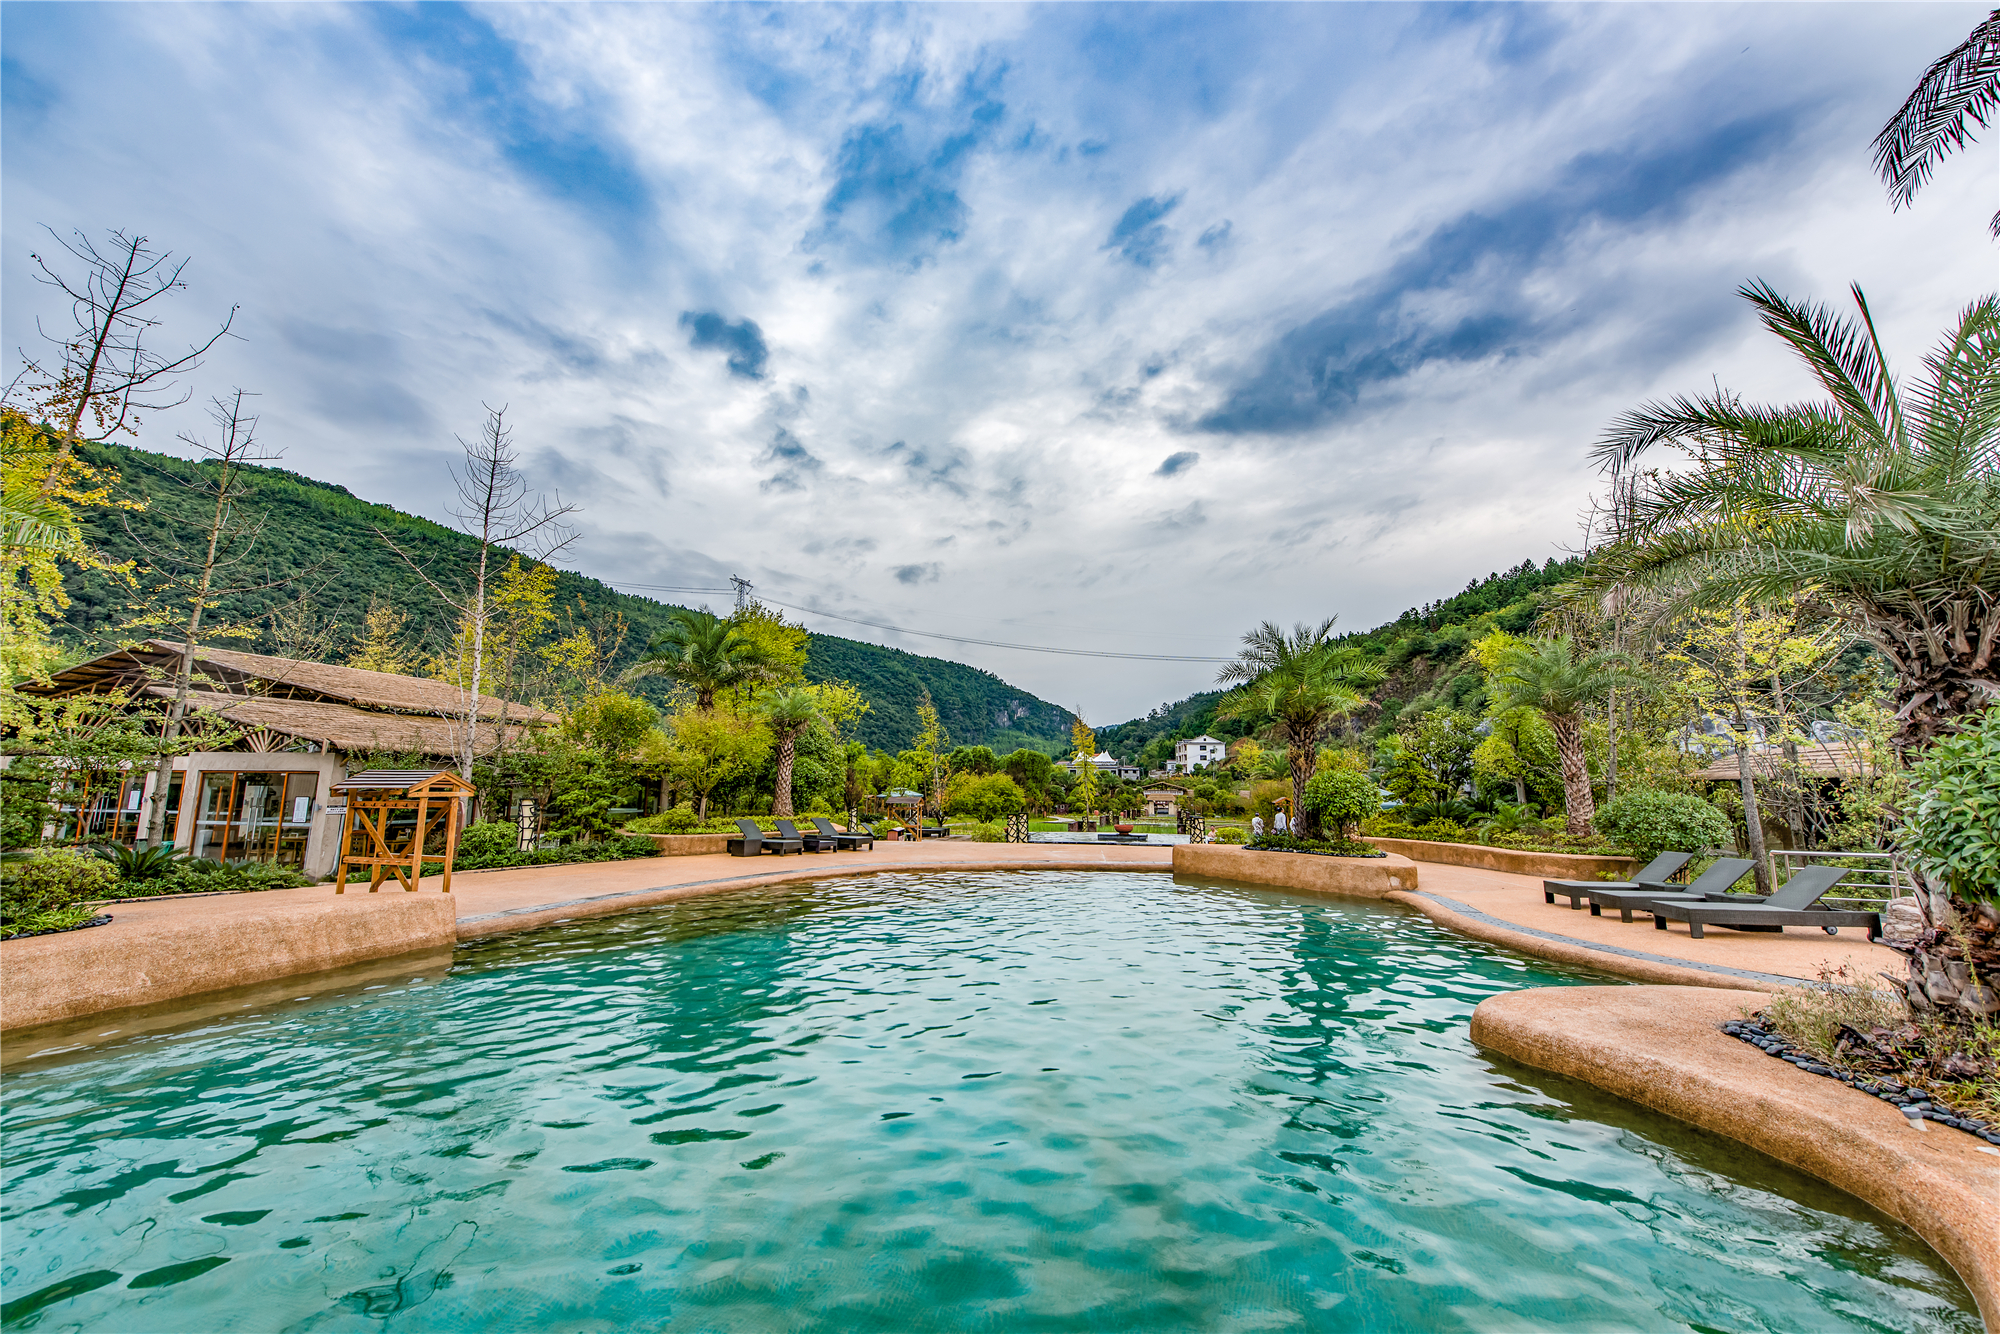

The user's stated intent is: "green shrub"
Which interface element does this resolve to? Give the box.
[1213,826,1247,845]
[970,822,1005,843]
[1901,707,2000,905]
[167,860,316,893]
[1360,815,1471,843]
[456,821,519,859]
[628,804,699,835]
[1302,769,1379,834]
[1597,789,1732,865]
[2,849,118,924]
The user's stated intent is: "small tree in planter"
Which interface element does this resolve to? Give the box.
[1302,768,1378,842]
[1596,790,1732,868]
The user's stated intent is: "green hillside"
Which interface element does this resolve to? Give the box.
[1095,557,1585,764]
[58,440,1074,755]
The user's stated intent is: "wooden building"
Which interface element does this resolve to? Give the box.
[16,640,554,879]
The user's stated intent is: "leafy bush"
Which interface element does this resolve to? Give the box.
[1361,815,1471,843]
[627,804,697,835]
[1,850,117,924]
[970,822,1005,843]
[1213,826,1247,844]
[165,860,316,893]
[1901,708,2000,905]
[1597,789,1733,865]
[1302,769,1378,835]
[456,821,520,859]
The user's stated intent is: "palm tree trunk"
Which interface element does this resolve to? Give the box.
[773,732,796,818]
[1551,714,1595,837]
[1288,728,1317,840]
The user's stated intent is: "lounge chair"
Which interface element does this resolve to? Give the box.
[811,817,873,851]
[1584,858,1758,922]
[1544,852,1694,909]
[777,819,836,853]
[728,819,803,857]
[1648,866,1877,939]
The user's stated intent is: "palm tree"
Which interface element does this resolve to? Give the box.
[1217,619,1381,840]
[760,686,821,819]
[1486,637,1644,839]
[1588,282,2000,753]
[1873,9,2000,237]
[621,608,780,710]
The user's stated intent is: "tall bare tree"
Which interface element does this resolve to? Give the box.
[130,391,297,845]
[383,405,578,781]
[8,229,236,491]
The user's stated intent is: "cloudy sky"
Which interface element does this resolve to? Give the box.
[4,2,1993,723]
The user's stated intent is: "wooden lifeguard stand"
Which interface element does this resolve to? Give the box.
[331,769,473,894]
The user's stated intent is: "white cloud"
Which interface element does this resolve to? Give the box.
[4,2,1989,724]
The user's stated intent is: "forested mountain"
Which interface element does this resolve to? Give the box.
[1095,557,1585,764]
[58,441,1074,755]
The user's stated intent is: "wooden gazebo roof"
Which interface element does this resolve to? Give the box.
[332,769,475,797]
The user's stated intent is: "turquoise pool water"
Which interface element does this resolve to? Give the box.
[1,870,1978,1332]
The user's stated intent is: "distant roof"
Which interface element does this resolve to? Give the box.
[1181,735,1223,745]
[1694,741,1868,783]
[20,639,557,725]
[158,689,538,758]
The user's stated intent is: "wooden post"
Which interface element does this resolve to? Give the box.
[410,793,428,893]
[441,796,459,894]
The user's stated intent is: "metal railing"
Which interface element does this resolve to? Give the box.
[1697,846,1910,907]
[1769,848,1911,907]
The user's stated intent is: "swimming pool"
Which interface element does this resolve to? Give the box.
[0,870,1977,1330]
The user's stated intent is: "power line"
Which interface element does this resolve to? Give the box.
[760,596,1232,663]
[606,581,1234,662]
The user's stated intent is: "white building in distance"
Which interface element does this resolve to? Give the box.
[1168,735,1227,772]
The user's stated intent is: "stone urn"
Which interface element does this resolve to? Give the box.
[1115,823,1133,835]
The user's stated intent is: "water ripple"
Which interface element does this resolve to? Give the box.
[1,870,1978,1332]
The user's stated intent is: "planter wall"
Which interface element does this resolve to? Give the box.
[1363,837,1636,881]
[642,833,734,856]
[1174,844,1420,899]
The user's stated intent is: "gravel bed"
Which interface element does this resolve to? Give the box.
[1721,1018,2000,1147]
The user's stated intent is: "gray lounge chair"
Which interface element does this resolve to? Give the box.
[777,819,836,853]
[728,819,802,857]
[1544,852,1694,909]
[1649,866,1876,939]
[1585,858,1758,922]
[810,817,873,851]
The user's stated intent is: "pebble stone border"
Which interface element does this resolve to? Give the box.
[1721,1018,2000,1147]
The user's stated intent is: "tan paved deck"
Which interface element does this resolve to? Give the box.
[3,840,1909,1036]
[1406,860,1903,988]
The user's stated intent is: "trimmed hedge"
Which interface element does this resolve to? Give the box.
[1246,833,1386,859]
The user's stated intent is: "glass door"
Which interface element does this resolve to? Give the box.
[191,773,238,861]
